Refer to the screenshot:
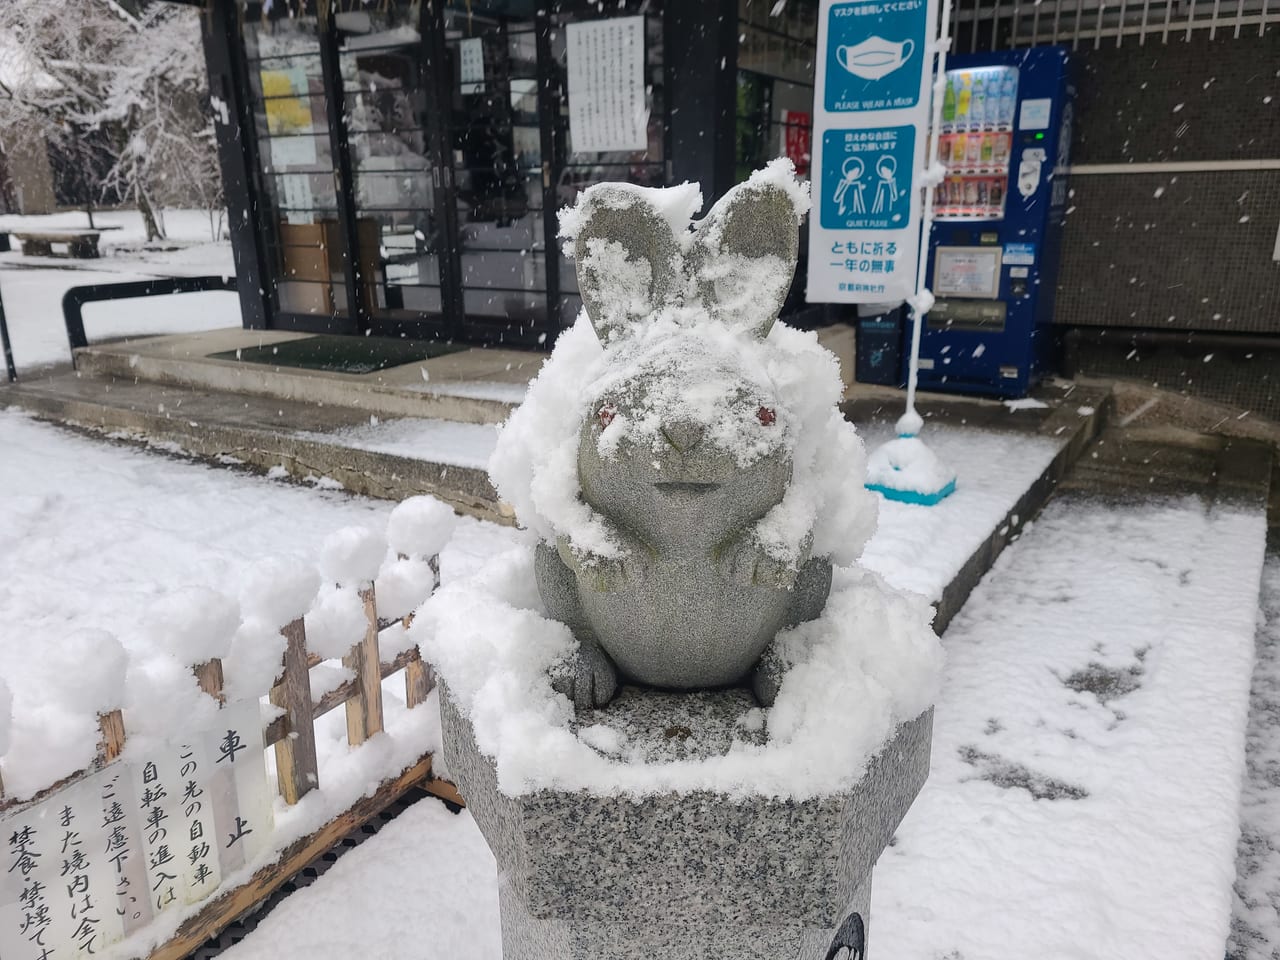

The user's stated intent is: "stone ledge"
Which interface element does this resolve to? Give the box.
[441,681,931,955]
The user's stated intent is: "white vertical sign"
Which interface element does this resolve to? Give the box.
[806,0,940,303]
[459,37,485,94]
[1,771,127,959]
[0,701,273,959]
[566,17,648,154]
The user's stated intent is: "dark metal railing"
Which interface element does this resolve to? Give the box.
[62,275,238,361]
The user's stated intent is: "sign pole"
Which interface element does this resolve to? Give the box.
[0,274,15,383]
[898,0,954,437]
[859,0,960,505]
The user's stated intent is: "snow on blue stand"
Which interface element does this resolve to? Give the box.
[864,432,957,507]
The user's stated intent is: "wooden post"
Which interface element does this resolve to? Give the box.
[344,587,385,746]
[404,651,434,709]
[193,658,226,705]
[269,618,319,804]
[98,709,126,764]
[403,553,440,709]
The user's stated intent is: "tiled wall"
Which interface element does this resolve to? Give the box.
[1056,170,1280,332]
[1054,28,1280,334]
[1069,31,1279,165]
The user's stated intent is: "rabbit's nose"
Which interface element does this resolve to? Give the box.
[662,421,705,453]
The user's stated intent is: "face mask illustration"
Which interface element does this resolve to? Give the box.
[836,37,914,81]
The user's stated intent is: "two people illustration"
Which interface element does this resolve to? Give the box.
[834,154,901,219]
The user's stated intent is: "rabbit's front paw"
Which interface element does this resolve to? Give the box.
[550,639,619,711]
[716,534,799,590]
[556,536,631,593]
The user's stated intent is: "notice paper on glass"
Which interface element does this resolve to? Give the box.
[566,16,648,153]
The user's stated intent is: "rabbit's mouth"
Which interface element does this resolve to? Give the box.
[653,481,720,496]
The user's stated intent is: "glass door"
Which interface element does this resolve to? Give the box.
[243,10,356,330]
[441,4,555,346]
[336,4,450,328]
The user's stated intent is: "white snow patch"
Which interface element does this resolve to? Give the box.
[865,435,957,496]
[139,585,240,663]
[304,585,370,661]
[388,495,460,560]
[375,557,437,621]
[1004,397,1049,411]
[319,524,387,588]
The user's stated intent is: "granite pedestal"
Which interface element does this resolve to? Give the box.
[440,684,933,960]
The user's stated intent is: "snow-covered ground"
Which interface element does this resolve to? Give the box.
[0,397,1266,959]
[859,419,1063,600]
[1230,552,1280,959]
[876,495,1266,958]
[212,493,1269,960]
[0,408,521,798]
[0,208,238,372]
[297,418,504,471]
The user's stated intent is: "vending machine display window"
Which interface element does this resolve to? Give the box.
[935,65,1019,221]
[933,246,1003,299]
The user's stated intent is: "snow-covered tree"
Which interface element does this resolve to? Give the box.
[0,0,222,240]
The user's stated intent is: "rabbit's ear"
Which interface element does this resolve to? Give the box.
[690,181,802,340]
[566,186,683,343]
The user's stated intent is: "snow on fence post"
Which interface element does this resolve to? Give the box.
[387,497,457,710]
[270,616,319,804]
[321,526,389,749]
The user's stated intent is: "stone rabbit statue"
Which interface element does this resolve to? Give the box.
[536,168,835,711]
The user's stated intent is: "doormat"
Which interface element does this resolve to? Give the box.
[210,335,467,374]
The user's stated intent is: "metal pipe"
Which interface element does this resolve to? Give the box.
[1068,158,1280,173]
[0,274,15,383]
[902,0,955,428]
[61,276,237,362]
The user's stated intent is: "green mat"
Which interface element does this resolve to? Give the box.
[210,335,467,374]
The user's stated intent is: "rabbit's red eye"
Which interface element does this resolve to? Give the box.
[757,406,776,426]
[598,404,617,428]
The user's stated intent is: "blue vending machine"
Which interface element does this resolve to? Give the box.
[904,47,1074,398]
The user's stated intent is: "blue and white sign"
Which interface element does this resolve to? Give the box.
[825,0,930,112]
[1003,241,1036,265]
[807,0,939,303]
[821,126,915,230]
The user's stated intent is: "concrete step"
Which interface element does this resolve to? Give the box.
[72,329,538,426]
[0,369,507,522]
[1058,423,1274,506]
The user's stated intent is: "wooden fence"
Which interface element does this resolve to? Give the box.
[0,553,461,960]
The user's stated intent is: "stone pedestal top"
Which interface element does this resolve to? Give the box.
[440,683,933,960]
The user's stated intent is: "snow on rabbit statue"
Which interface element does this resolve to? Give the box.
[530,161,843,711]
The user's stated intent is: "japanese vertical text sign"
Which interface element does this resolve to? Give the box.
[566,17,648,154]
[806,0,938,303]
[0,701,272,960]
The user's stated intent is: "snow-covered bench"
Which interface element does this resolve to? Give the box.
[13,229,104,259]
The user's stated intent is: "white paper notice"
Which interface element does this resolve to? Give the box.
[459,37,485,94]
[0,701,274,960]
[566,17,648,153]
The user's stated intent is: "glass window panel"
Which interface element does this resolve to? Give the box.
[459,249,548,291]
[463,289,547,321]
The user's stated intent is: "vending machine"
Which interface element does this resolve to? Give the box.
[904,46,1074,398]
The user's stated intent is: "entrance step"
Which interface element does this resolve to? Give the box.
[0,370,507,522]
[72,329,540,426]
